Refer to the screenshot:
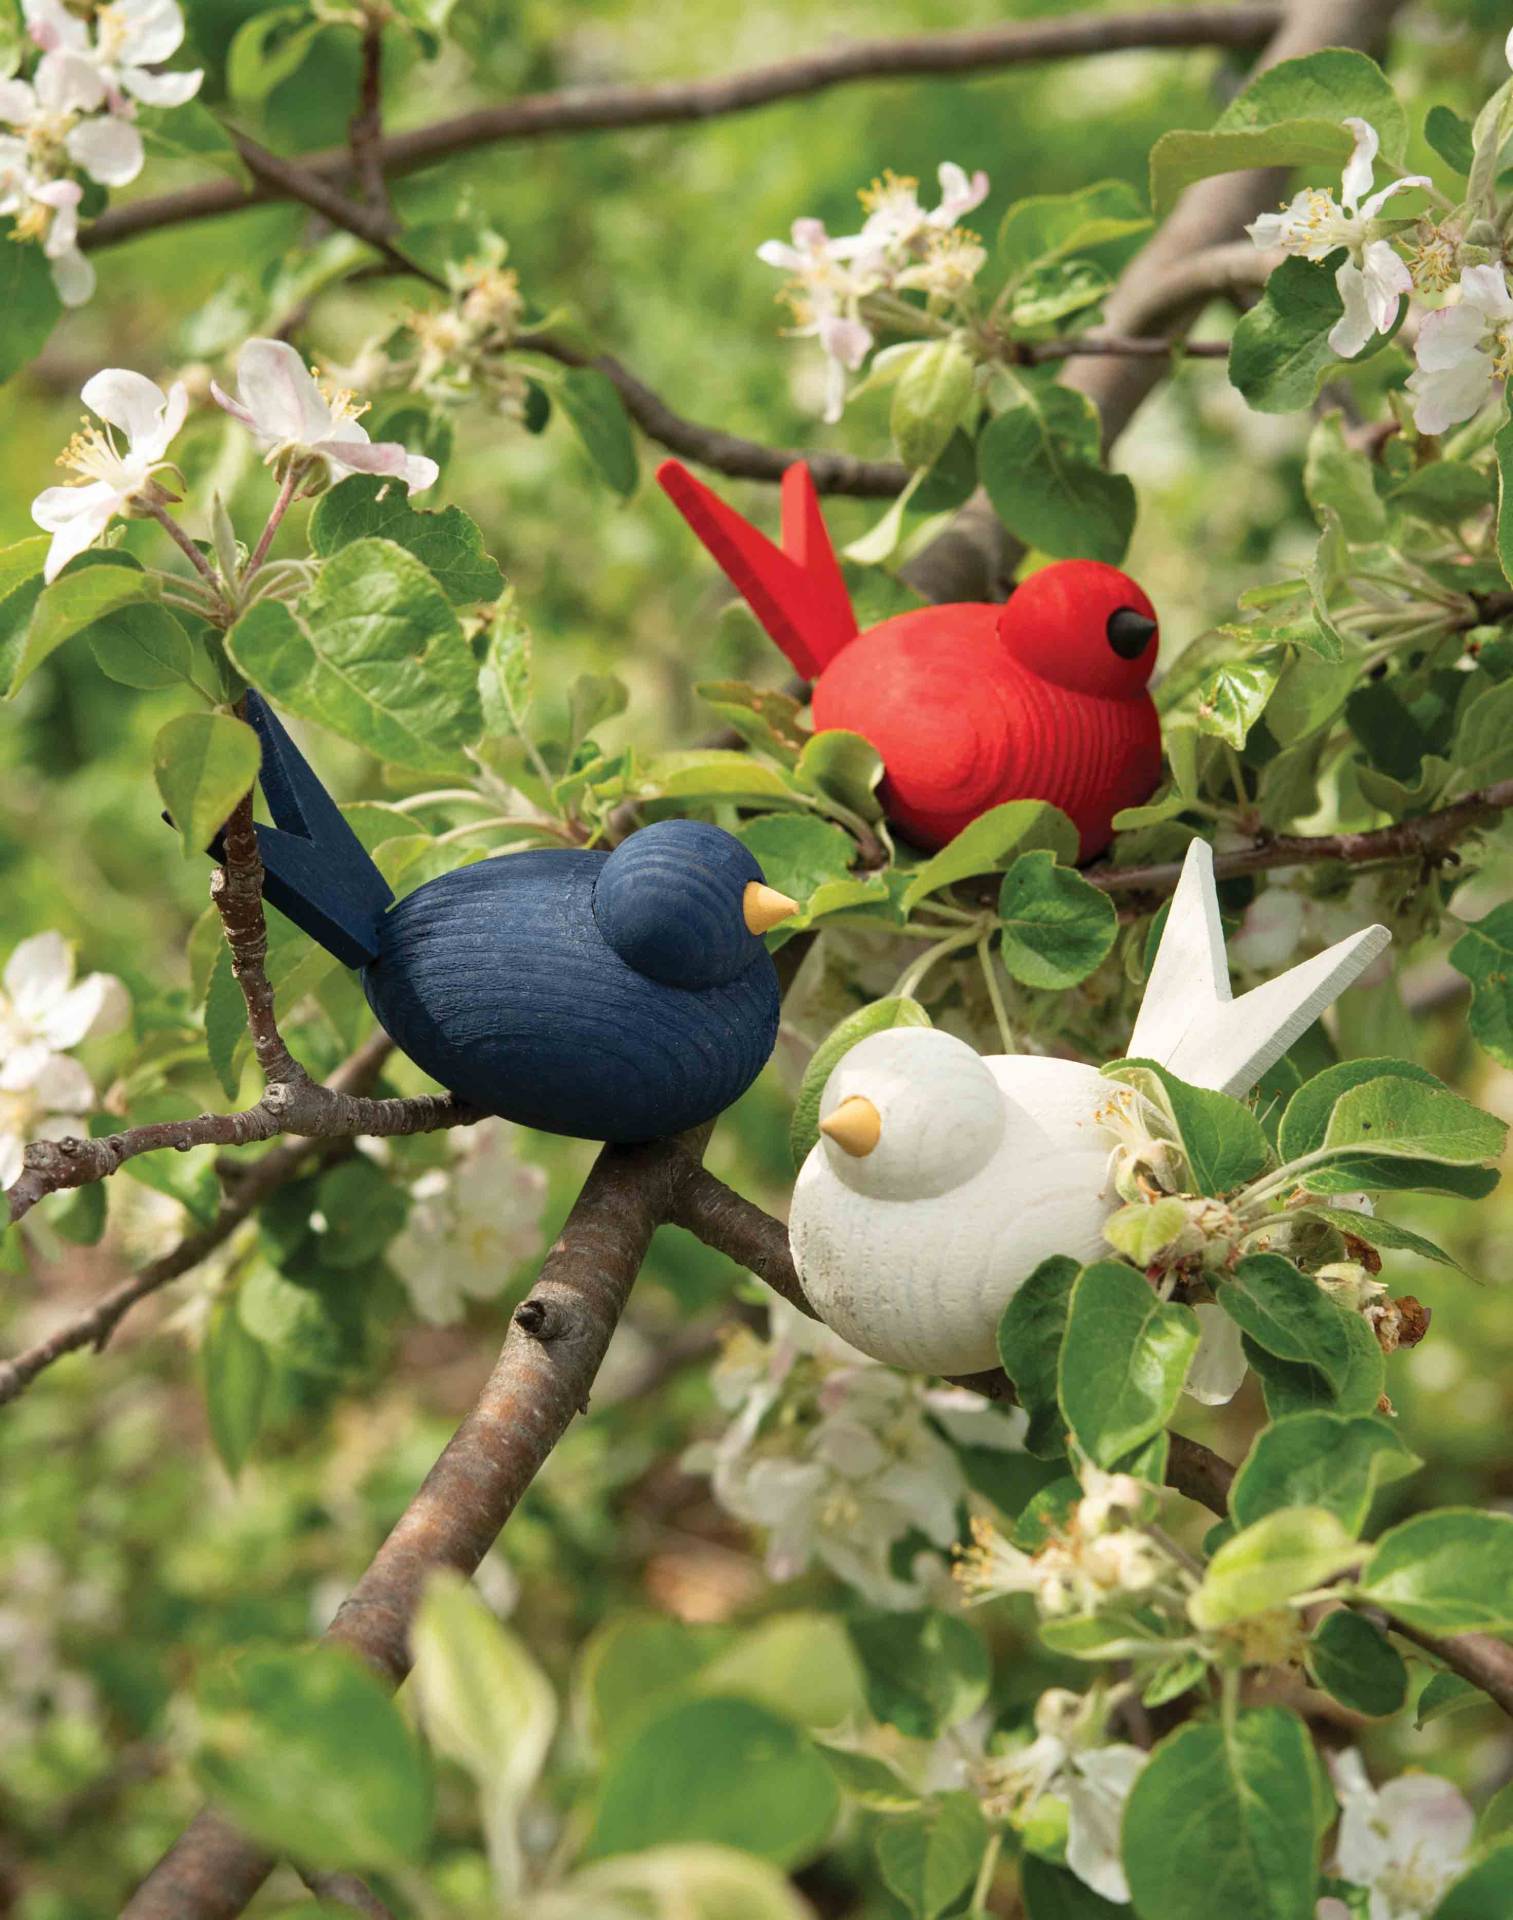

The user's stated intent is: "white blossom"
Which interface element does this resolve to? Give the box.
[1184,1301,1248,1406]
[1406,263,1513,436]
[956,1466,1167,1618]
[855,161,990,254]
[213,338,440,492]
[1317,1751,1473,1920]
[0,46,143,189]
[757,218,883,423]
[386,1120,548,1325]
[31,367,188,580]
[0,930,127,1189]
[1247,118,1428,357]
[24,0,202,112]
[0,161,91,304]
[978,1690,1146,1905]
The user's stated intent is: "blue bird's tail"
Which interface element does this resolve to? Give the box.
[224,692,394,968]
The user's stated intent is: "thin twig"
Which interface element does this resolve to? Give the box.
[348,11,391,224]
[83,7,1281,252]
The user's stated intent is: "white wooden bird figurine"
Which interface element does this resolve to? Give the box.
[789,841,1391,1375]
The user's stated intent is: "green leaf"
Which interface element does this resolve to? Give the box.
[1020,1854,1125,1919]
[846,1610,989,1739]
[1451,904,1513,1069]
[410,1571,556,1892]
[89,604,208,693]
[226,5,322,102]
[697,1614,865,1730]
[238,1261,360,1378]
[892,340,976,470]
[979,379,1135,563]
[194,1644,432,1868]
[478,591,533,738]
[1194,648,1284,749]
[226,538,483,773]
[789,998,931,1167]
[1388,461,1492,528]
[203,944,246,1098]
[997,1254,1079,1459]
[1103,1059,1271,1196]
[875,1792,988,1920]
[309,475,504,604]
[202,1297,269,1479]
[733,814,856,912]
[1416,1670,1481,1729]
[1123,1708,1321,1920]
[1102,1195,1190,1266]
[1318,1075,1506,1168]
[1190,1506,1359,1628]
[996,851,1118,988]
[585,1696,837,1867]
[794,728,887,824]
[9,559,156,696]
[1433,1846,1513,1920]
[1485,416,1513,588]
[1425,104,1474,175]
[0,224,60,384]
[1304,413,1386,543]
[1230,257,1350,414]
[1359,1508,1513,1634]
[900,801,1077,913]
[821,1746,922,1812]
[1057,1260,1199,1469]
[1306,1610,1407,1717]
[1276,1058,1496,1194]
[1150,49,1406,213]
[154,712,262,858]
[998,179,1150,276]
[1231,1411,1420,1535]
[1293,1206,1463,1273]
[1220,1254,1384,1413]
[635,749,799,807]
[557,367,638,497]
[697,679,808,762]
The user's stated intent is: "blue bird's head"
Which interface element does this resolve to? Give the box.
[593,820,799,989]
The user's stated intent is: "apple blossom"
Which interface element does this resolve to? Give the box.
[0,165,93,305]
[385,1120,548,1325]
[212,338,441,491]
[0,931,128,1190]
[0,47,144,187]
[855,162,990,255]
[757,217,884,422]
[1406,262,1513,435]
[1317,1750,1473,1920]
[1246,118,1428,357]
[1183,1301,1248,1406]
[31,368,189,581]
[955,1466,1169,1618]
[23,0,202,113]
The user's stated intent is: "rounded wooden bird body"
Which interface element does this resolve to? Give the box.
[364,845,780,1141]
[659,460,1163,859]
[226,696,794,1144]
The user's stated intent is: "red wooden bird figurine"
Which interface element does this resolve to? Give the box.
[658,459,1164,860]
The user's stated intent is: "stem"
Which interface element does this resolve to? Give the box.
[978,934,1015,1052]
[245,466,302,579]
[891,926,979,998]
[143,500,221,593]
[432,814,580,845]
[971,1830,1003,1911]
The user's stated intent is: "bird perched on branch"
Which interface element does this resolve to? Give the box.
[788,841,1390,1374]
[659,458,1163,860]
[219,693,798,1142]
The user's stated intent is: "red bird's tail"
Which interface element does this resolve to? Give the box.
[656,459,858,680]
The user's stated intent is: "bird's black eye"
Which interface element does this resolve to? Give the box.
[1107,606,1157,659]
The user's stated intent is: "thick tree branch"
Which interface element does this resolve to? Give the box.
[122,1129,708,1918]
[85,8,1279,252]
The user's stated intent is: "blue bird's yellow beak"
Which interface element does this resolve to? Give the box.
[743,882,800,934]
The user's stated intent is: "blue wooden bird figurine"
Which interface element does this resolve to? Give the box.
[224,692,799,1142]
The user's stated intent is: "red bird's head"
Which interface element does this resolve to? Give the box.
[997,561,1158,701]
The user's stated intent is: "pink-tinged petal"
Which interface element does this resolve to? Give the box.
[120,64,201,107]
[817,311,872,371]
[0,76,37,123]
[934,159,989,223]
[757,239,800,270]
[81,368,170,444]
[1374,1773,1474,1876]
[1360,240,1409,334]
[1407,355,1494,436]
[1461,262,1513,323]
[32,482,118,578]
[208,378,256,429]
[234,338,332,445]
[1339,117,1380,210]
[1359,173,1431,220]
[66,111,143,187]
[1414,300,1489,373]
[37,48,104,114]
[400,452,439,493]
[3,930,72,1016]
[115,0,186,64]
[315,434,408,479]
[30,174,80,210]
[31,1050,94,1113]
[1328,261,1376,358]
[23,0,87,54]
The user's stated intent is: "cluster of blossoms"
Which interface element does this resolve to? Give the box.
[31,337,438,583]
[955,1464,1171,1621]
[397,241,534,414]
[0,0,201,306]
[0,931,128,1189]
[758,160,989,421]
[1247,35,1513,437]
[1319,1751,1474,1920]
[382,1120,548,1326]
[685,1299,1023,1610]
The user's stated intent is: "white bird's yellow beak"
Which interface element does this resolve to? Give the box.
[743,881,800,934]
[820,1095,882,1158]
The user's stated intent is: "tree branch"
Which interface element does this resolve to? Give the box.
[84,8,1280,252]
[349,12,391,224]
[121,1129,709,1918]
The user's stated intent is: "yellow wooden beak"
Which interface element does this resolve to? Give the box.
[743,881,800,935]
[819,1095,882,1158]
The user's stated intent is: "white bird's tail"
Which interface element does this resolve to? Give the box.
[1125,840,1390,1097]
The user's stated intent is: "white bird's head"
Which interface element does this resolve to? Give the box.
[816,1027,1006,1200]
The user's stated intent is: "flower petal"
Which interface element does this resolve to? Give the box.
[0,1129,22,1190]
[121,63,202,107]
[66,111,144,187]
[1184,1302,1248,1405]
[1327,260,1377,358]
[80,368,171,445]
[31,1049,94,1113]
[1374,1772,1474,1879]
[22,0,87,54]
[1360,238,1410,333]
[0,76,37,123]
[4,929,73,1013]
[1406,352,1494,437]
[32,481,117,577]
[1066,1746,1145,1905]
[114,0,187,64]
[1359,173,1431,220]
[1461,262,1513,323]
[233,337,333,445]
[1339,116,1379,211]
[37,48,104,114]
[38,970,128,1049]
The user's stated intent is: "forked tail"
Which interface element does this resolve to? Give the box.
[657,459,858,679]
[1126,840,1390,1097]
[214,692,394,969]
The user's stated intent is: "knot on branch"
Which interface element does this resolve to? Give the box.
[514,1296,565,1341]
